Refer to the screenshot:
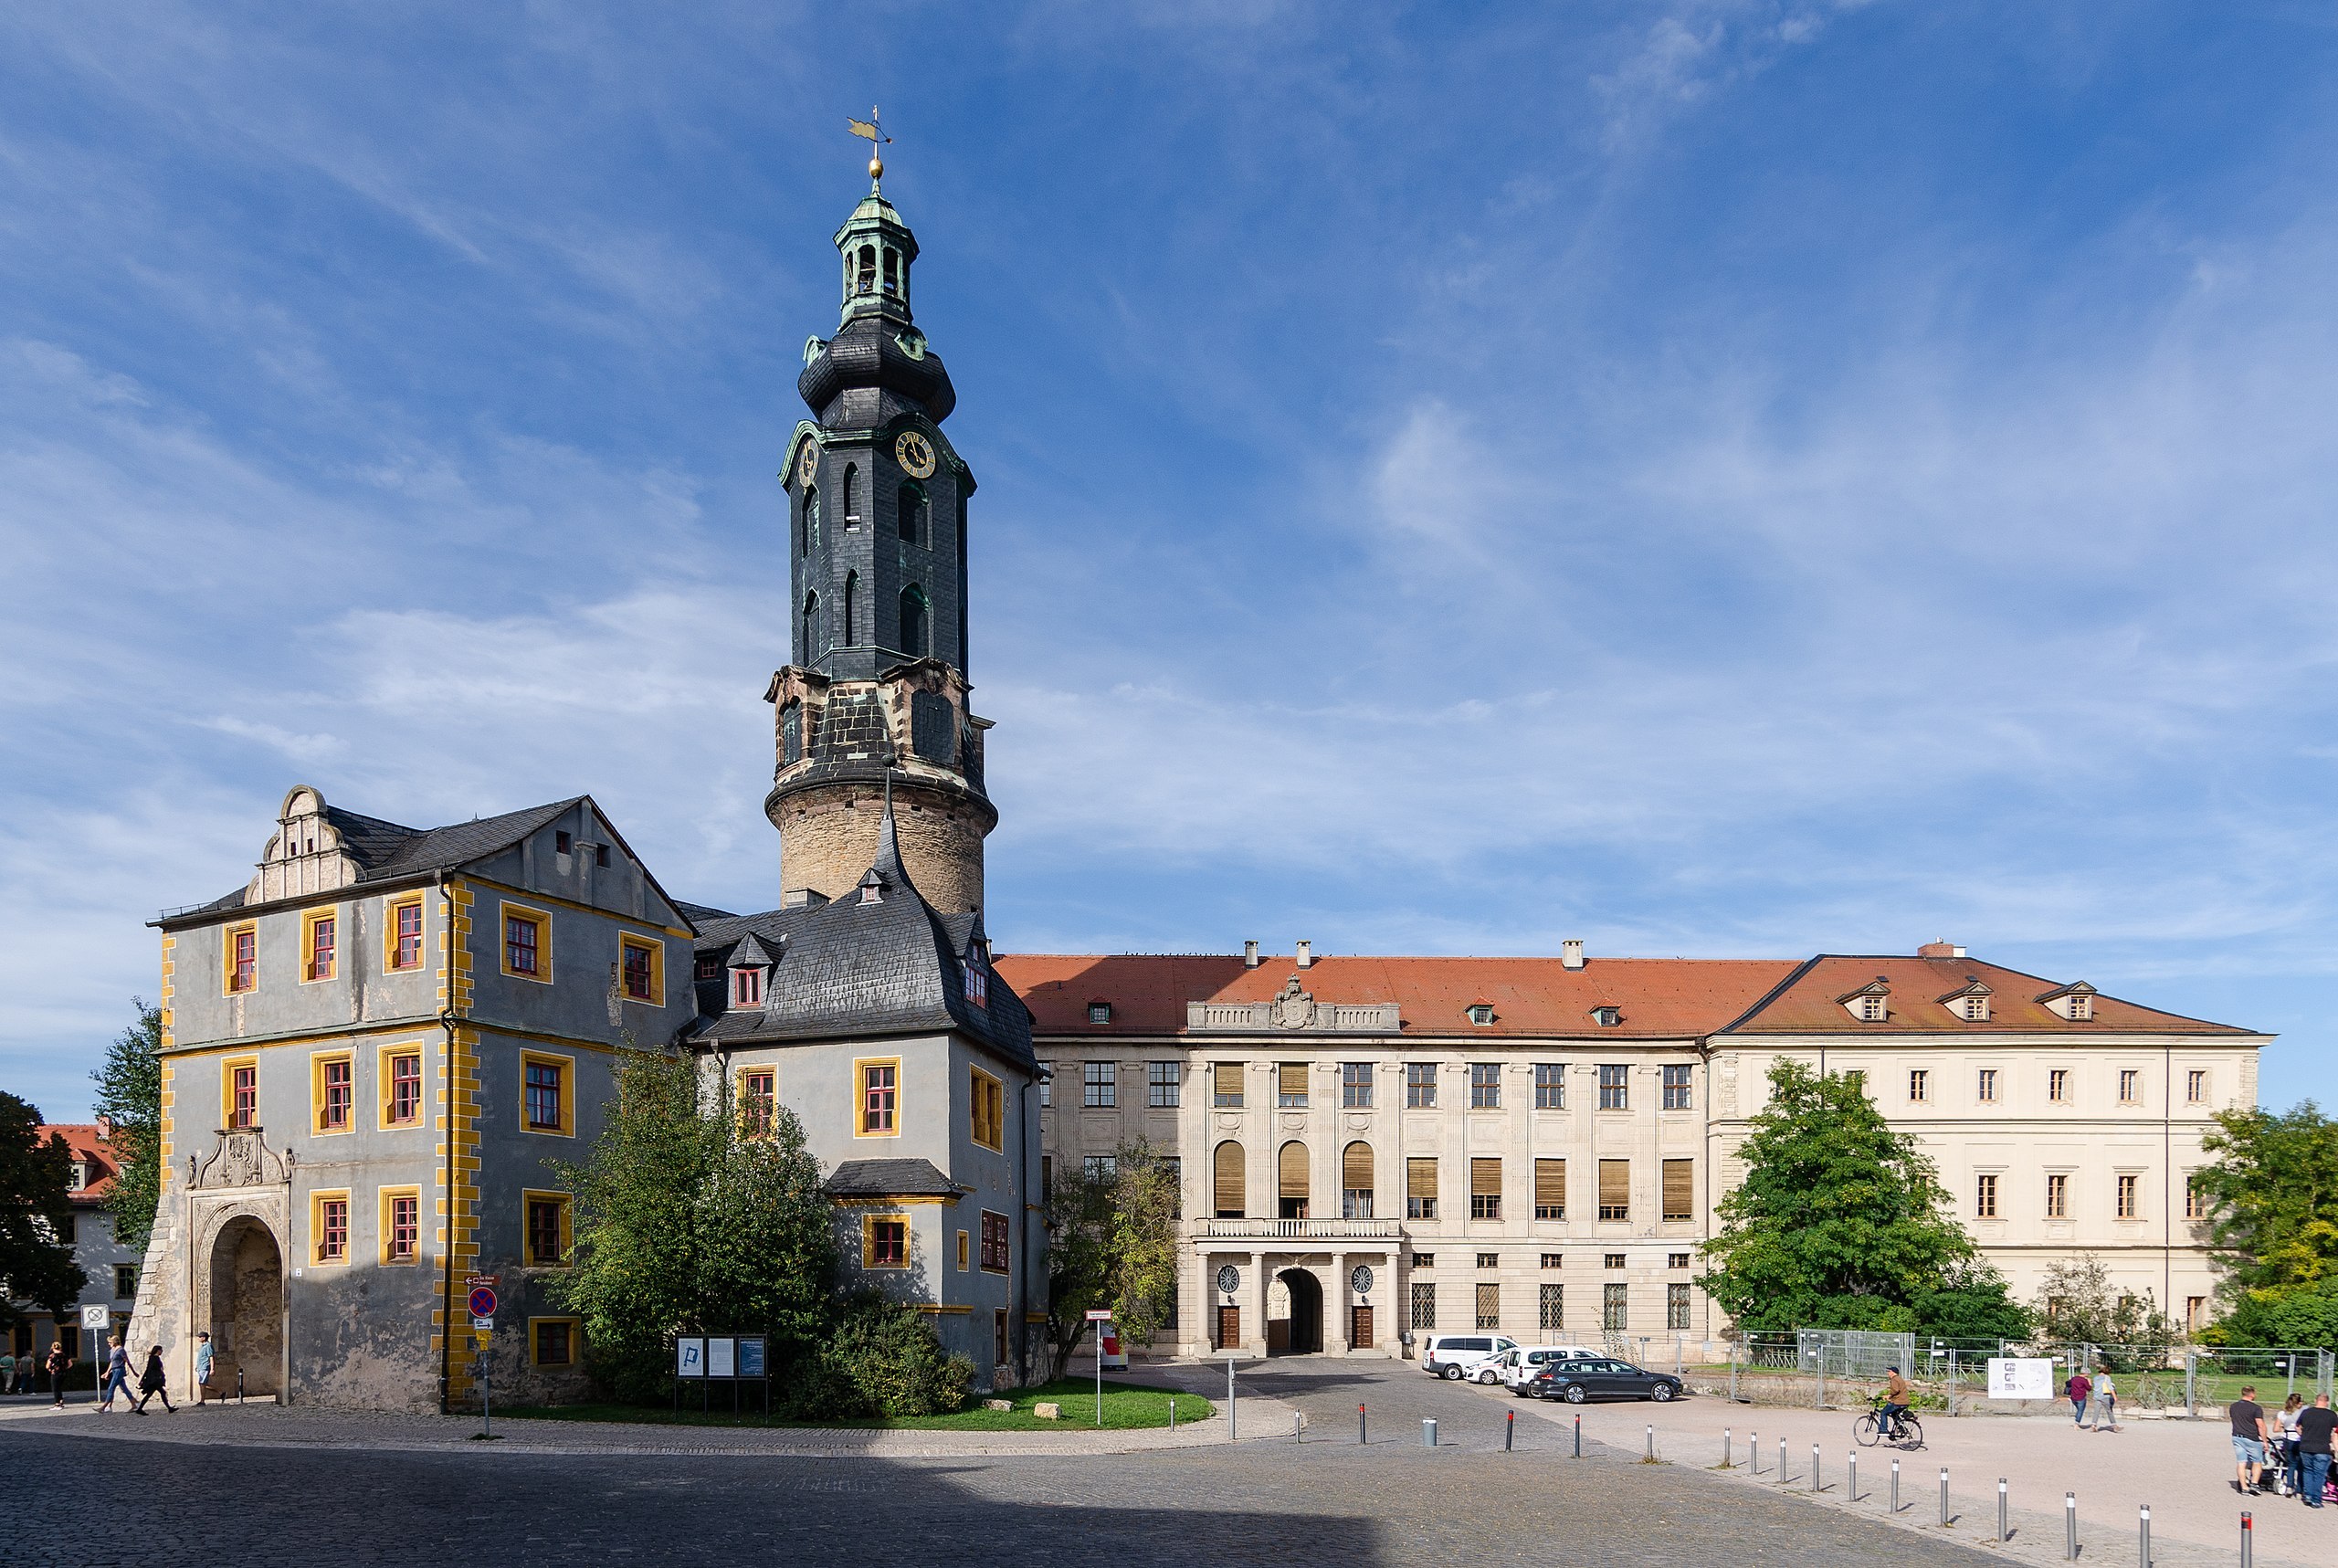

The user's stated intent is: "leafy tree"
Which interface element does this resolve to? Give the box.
[802,1294,974,1416]
[2032,1256,2175,1365]
[551,1047,834,1402]
[1700,1059,2028,1337]
[90,1000,163,1256]
[1043,1139,1180,1375]
[2192,1103,2338,1345]
[0,1093,86,1328]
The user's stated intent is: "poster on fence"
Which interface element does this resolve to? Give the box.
[1986,1357,2053,1399]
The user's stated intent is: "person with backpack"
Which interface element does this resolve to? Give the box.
[2094,1368,2119,1432]
[2064,1367,2092,1427]
[131,1346,174,1414]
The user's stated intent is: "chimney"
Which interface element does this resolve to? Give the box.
[1917,940,1957,959]
[1295,940,1312,970]
[1562,940,1585,971]
[1243,940,1259,969]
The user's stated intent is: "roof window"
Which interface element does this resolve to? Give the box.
[1591,1005,1622,1028]
[1466,1004,1494,1026]
[1940,977,1993,1023]
[1088,1002,1111,1025]
[2039,982,2097,1022]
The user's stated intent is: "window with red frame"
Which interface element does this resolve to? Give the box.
[391,900,424,970]
[525,1059,563,1131]
[866,1217,907,1268]
[319,1058,353,1131]
[387,1194,419,1261]
[316,1197,348,1263]
[859,1063,897,1133]
[229,928,257,993]
[386,1052,422,1125]
[740,1069,774,1138]
[231,1065,258,1130]
[506,914,541,976]
[732,967,764,1007]
[979,1210,1010,1273]
[307,915,335,981]
[621,940,656,1001]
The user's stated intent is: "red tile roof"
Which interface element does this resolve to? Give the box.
[1717,956,2254,1037]
[37,1124,120,1204]
[993,953,1805,1038]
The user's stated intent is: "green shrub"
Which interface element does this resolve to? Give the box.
[811,1295,974,1417]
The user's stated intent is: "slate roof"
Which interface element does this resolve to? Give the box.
[827,1158,959,1199]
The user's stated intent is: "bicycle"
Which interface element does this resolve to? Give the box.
[1855,1398,1925,1450]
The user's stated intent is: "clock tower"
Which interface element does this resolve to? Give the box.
[765,160,995,914]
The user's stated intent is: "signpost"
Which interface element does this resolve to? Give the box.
[467,1277,499,1438]
[1087,1309,1112,1427]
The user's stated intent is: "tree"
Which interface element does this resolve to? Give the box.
[1699,1059,2028,1337]
[1043,1140,1181,1375]
[2033,1256,2175,1364]
[2192,1103,2338,1345]
[90,1000,163,1257]
[551,1048,834,1401]
[0,1093,85,1328]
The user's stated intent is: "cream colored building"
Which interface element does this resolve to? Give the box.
[995,941,2263,1360]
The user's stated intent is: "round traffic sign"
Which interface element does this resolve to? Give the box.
[468,1286,498,1318]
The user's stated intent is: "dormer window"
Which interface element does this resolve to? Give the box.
[1840,978,1891,1022]
[1860,994,1886,1022]
[1592,1005,1622,1028]
[2039,983,2097,1022]
[731,967,764,1008]
[1962,995,1988,1021]
[2069,994,2092,1022]
[1940,978,1993,1022]
[695,954,721,981]
[1088,1002,1111,1025]
[67,1162,87,1192]
[964,961,988,1007]
[1466,1004,1495,1026]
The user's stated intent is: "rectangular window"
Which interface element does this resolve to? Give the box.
[1845,1069,1866,1096]
[971,1068,1006,1151]
[2048,1068,2069,1103]
[1212,1062,1242,1108]
[1341,1142,1372,1219]
[731,966,763,1006]
[388,896,425,971]
[226,922,257,994]
[1977,1068,1998,1102]
[1469,1157,1502,1220]
[1667,1282,1690,1331]
[2188,1069,2208,1105]
[1475,1282,1501,1331]
[957,1229,970,1271]
[1084,1060,1117,1109]
[525,1193,571,1267]
[501,904,550,981]
[980,1209,1010,1273]
[1598,1064,1628,1110]
[1598,1159,1630,1222]
[1038,1065,1051,1110]
[739,1068,775,1137]
[1406,1157,1438,1220]
[1040,1155,1052,1204]
[384,1050,422,1126]
[1412,1253,1433,1268]
[1605,1253,1626,1268]
[1542,1253,1564,1268]
[2187,1296,2207,1331]
[1661,1158,1694,1223]
[1083,1153,1118,1184]
[1341,1062,1373,1109]
[1410,1281,1436,1331]
[1908,1068,1929,1103]
[1088,1001,1111,1025]
[1975,1173,1998,1218]
[1603,1282,1627,1331]
[382,1189,420,1264]
[1278,1062,1308,1108]
[1668,1252,1690,1269]
[2116,1173,2140,1219]
[2187,1176,2206,1220]
[1534,1157,1566,1221]
[1477,1251,1500,1269]
[1469,1063,1501,1110]
[226,1059,258,1131]
[311,1192,350,1265]
[2046,1173,2069,1218]
[1148,1061,1182,1108]
[1661,1064,1692,1110]
[863,1215,909,1268]
[1162,1157,1182,1217]
[315,1054,353,1132]
[114,1264,139,1300]
[2119,1069,2140,1105]
[522,1054,571,1134]
[532,1319,576,1367]
[858,1060,900,1134]
[1539,1282,1564,1331]
[1534,1063,1565,1110]
[619,935,662,1005]
[303,910,337,983]
[1406,1062,1438,1109]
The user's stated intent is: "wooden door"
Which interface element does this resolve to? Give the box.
[1350,1305,1374,1350]
[1216,1305,1240,1350]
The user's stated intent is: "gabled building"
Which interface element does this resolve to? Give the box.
[9,1122,143,1371]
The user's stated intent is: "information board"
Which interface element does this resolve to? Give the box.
[708,1337,736,1378]
[676,1336,706,1378]
[738,1336,767,1378]
[1986,1357,2054,1400]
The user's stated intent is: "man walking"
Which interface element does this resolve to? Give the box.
[2298,1394,2336,1507]
[192,1332,216,1407]
[2065,1367,2092,1427]
[2233,1384,2271,1495]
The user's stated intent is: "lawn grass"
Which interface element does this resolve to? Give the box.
[495,1377,1212,1432]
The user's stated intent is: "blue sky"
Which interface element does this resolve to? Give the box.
[5,3,2337,1122]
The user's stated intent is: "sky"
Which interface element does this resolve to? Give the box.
[4,2,2336,1122]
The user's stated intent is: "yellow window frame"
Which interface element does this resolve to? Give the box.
[528,1316,583,1368]
[735,1066,777,1139]
[309,1188,353,1267]
[377,1184,423,1266]
[854,1056,902,1138]
[616,933,665,1006]
[970,1065,1005,1152]
[956,1228,971,1271]
[300,906,339,984]
[222,920,258,995]
[310,1049,356,1135]
[499,901,553,984]
[861,1212,911,1268]
[521,1188,574,1268]
[220,1055,259,1131]
[519,1049,575,1137]
[384,893,427,973]
[378,1043,426,1129]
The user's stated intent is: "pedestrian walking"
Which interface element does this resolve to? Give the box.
[192,1332,216,1407]
[0,1348,16,1396]
[2298,1394,2336,1508]
[2280,1394,2307,1494]
[2064,1367,2092,1427]
[130,1347,174,1415]
[2093,1368,2118,1431]
[44,1341,70,1407]
[2234,1384,2271,1495]
[98,1336,130,1412]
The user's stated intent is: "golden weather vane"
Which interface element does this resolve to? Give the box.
[846,105,891,185]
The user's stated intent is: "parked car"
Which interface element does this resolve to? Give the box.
[1526,1358,1684,1404]
[1496,1345,1604,1393]
[1420,1333,1521,1383]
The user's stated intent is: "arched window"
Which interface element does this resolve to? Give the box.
[897,483,926,543]
[801,592,819,660]
[843,572,858,647]
[780,701,802,764]
[1278,1141,1310,1220]
[842,464,858,524]
[899,585,928,658]
[881,248,899,295]
[1212,1141,1246,1220]
[856,245,876,295]
[1342,1141,1374,1220]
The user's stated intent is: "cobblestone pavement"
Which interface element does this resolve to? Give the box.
[0,1365,2004,1568]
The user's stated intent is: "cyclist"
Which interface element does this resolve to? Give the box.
[1876,1365,1913,1441]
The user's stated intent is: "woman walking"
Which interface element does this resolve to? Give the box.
[2280,1393,2307,1496]
[131,1347,174,1414]
[43,1341,70,1407]
[97,1336,130,1412]
[2093,1369,2119,1432]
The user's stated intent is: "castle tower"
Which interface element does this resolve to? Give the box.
[765,160,995,914]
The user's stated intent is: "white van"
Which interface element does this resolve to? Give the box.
[1495,1345,1603,1392]
[1420,1333,1520,1383]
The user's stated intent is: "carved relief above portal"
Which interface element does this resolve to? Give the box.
[189,1128,294,1191]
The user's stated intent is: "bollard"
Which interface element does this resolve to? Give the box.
[2138,1503,2150,1568]
[2241,1510,2253,1568]
[1779,1437,1788,1484]
[1848,1450,1858,1502]
[1750,1428,1759,1474]
[1940,1468,1950,1527]
[1293,1412,1303,1442]
[1890,1456,1901,1514]
[1227,1354,1237,1444]
[1506,1411,1515,1452]
[1170,1398,1176,1431]
[1574,1414,1581,1458]
[1359,1403,1367,1446]
[1645,1423,1653,1459]
[1422,1417,1437,1448]
[1998,1478,2009,1544]
[1812,1443,1822,1493]
[2064,1491,2076,1561]
[1723,1426,1732,1468]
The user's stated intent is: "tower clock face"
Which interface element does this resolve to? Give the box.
[796,445,819,487]
[895,430,937,479]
